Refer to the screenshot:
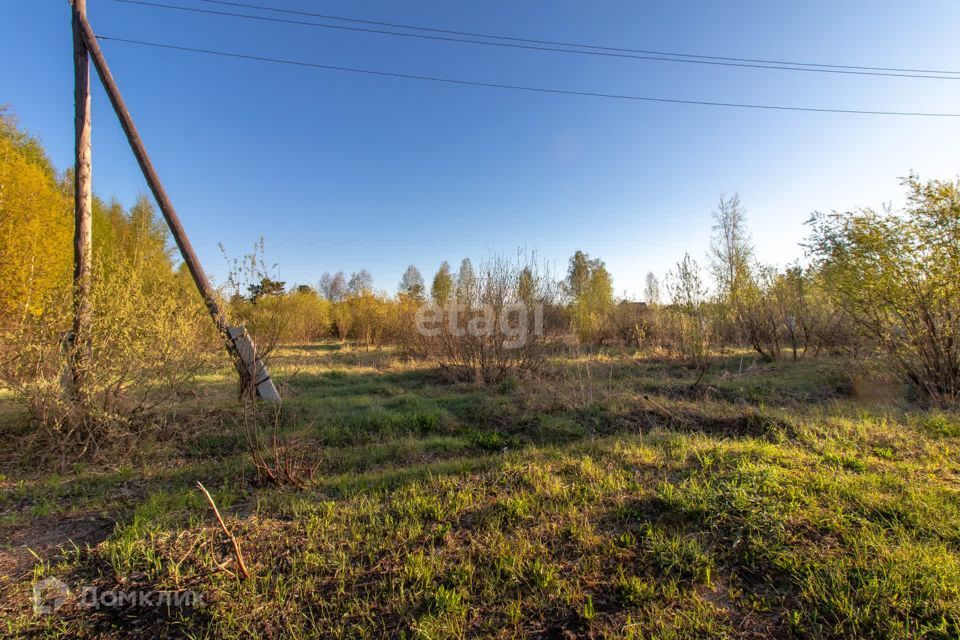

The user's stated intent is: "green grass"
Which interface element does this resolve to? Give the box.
[1,345,959,638]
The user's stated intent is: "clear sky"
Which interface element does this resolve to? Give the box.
[3,0,960,298]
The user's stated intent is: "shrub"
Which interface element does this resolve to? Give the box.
[2,207,218,462]
[413,256,554,384]
[664,254,713,383]
[808,175,960,405]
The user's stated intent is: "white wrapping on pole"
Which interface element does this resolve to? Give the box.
[228,327,281,402]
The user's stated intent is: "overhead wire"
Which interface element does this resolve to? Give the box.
[114,0,960,81]
[196,0,960,78]
[95,35,960,117]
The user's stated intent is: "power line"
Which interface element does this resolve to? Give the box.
[114,0,960,81]
[95,35,960,117]
[197,0,960,78]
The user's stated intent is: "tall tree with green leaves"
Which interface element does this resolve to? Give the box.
[1,109,218,425]
[0,111,71,323]
[565,250,592,300]
[565,251,614,344]
[247,277,286,303]
[431,262,453,305]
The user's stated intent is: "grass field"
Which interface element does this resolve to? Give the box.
[2,345,960,638]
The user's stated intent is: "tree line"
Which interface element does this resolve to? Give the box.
[1,108,957,424]
[221,177,958,406]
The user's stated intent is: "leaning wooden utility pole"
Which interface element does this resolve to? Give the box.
[70,0,93,401]
[70,2,279,401]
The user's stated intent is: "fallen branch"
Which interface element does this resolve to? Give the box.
[641,394,691,426]
[196,481,251,580]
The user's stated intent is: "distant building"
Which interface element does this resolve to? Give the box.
[618,300,649,312]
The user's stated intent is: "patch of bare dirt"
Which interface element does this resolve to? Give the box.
[0,511,114,580]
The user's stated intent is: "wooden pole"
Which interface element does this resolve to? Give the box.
[72,9,279,400]
[71,0,93,401]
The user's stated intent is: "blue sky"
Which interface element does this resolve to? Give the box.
[4,0,960,298]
